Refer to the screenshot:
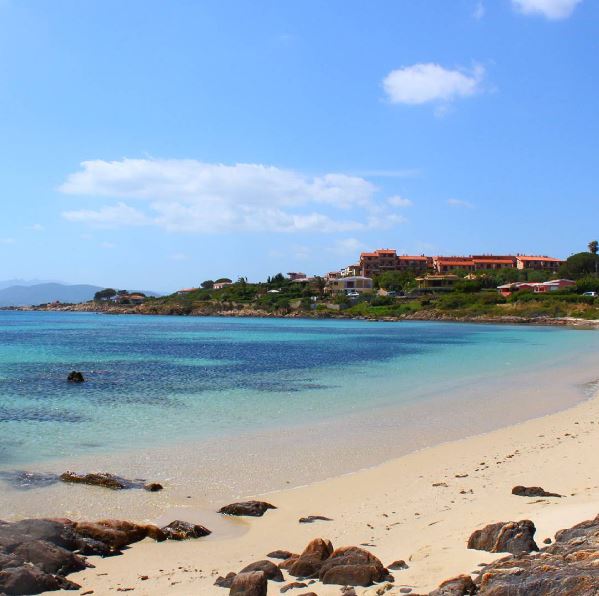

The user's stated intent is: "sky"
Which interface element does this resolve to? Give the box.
[0,0,598,292]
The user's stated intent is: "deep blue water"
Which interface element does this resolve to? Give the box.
[0,311,597,465]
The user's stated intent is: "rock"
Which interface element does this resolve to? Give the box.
[11,540,86,575]
[160,520,211,540]
[288,538,333,578]
[429,574,477,595]
[318,546,388,586]
[388,559,408,570]
[0,566,80,594]
[73,520,163,549]
[467,520,538,555]
[60,472,133,490]
[239,560,284,582]
[214,572,236,588]
[278,556,299,570]
[475,513,599,593]
[511,485,562,498]
[0,471,60,490]
[298,515,333,523]
[267,550,297,560]
[143,482,164,492]
[280,581,308,592]
[219,501,277,517]
[67,371,85,383]
[229,570,267,596]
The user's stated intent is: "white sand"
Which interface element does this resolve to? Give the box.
[60,380,599,595]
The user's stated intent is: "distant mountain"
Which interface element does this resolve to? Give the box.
[0,283,103,307]
[0,279,62,291]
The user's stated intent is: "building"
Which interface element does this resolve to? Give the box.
[325,271,342,280]
[397,255,430,272]
[213,280,233,290]
[497,279,575,297]
[359,249,399,277]
[433,257,475,273]
[416,274,459,289]
[287,272,307,281]
[326,276,373,295]
[516,256,563,271]
[471,255,516,270]
[341,264,361,277]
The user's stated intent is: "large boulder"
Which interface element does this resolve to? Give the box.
[73,519,163,549]
[219,501,277,517]
[229,570,267,596]
[288,538,333,578]
[318,546,389,586]
[11,540,86,575]
[0,566,80,594]
[60,472,132,490]
[238,560,284,582]
[467,520,538,555]
[160,520,210,540]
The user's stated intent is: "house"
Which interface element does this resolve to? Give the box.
[341,264,361,277]
[213,280,233,290]
[397,255,431,272]
[497,279,575,297]
[359,249,398,277]
[516,256,563,271]
[326,276,373,295]
[287,272,307,281]
[416,274,459,289]
[325,271,342,280]
[471,255,516,270]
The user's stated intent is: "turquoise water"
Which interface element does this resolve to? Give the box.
[0,311,597,466]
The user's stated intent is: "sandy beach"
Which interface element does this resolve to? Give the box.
[53,370,599,595]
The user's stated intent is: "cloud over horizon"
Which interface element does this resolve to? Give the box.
[60,158,407,234]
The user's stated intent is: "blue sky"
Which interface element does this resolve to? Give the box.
[0,0,597,292]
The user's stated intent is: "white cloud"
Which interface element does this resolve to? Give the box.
[62,201,149,227]
[383,63,485,105]
[170,252,189,261]
[447,198,474,208]
[0,238,15,245]
[387,195,413,207]
[26,223,44,232]
[100,242,116,249]
[473,1,485,19]
[511,0,582,19]
[60,158,405,234]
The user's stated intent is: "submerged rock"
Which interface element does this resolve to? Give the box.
[59,471,161,491]
[511,485,562,498]
[0,471,60,490]
[67,371,85,383]
[218,501,277,517]
[467,520,538,555]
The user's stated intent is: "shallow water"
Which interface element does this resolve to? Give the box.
[0,311,598,467]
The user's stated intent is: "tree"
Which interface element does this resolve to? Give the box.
[589,240,598,276]
[201,280,214,289]
[376,271,416,292]
[94,288,117,301]
[559,252,599,280]
[215,277,232,284]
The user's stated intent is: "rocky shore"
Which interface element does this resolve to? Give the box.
[7,301,599,327]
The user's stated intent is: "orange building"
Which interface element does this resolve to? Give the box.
[516,256,563,271]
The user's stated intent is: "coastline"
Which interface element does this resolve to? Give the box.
[60,374,599,594]
[6,301,599,327]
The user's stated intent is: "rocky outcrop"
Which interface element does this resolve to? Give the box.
[467,520,538,555]
[0,516,209,595]
[67,371,84,383]
[511,485,562,498]
[427,513,599,595]
[218,501,277,517]
[160,520,211,540]
[239,560,284,582]
[229,570,267,596]
[318,546,390,586]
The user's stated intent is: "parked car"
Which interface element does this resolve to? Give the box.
[346,291,360,298]
[582,291,598,297]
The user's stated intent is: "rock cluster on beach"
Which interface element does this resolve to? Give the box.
[59,471,163,492]
[0,517,210,595]
[218,501,277,517]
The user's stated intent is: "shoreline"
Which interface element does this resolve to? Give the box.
[59,376,599,594]
[4,303,599,328]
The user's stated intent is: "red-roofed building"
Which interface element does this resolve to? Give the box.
[516,256,563,271]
